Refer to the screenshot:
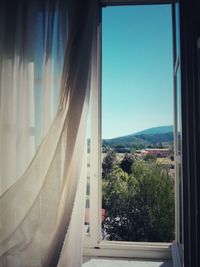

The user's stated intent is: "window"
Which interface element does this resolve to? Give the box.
[171,1,183,264]
[84,0,181,260]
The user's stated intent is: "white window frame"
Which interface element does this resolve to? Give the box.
[83,0,177,260]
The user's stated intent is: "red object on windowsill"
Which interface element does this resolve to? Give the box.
[84,208,106,224]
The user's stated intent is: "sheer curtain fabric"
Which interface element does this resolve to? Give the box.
[0,0,98,266]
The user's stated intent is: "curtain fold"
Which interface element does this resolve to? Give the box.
[0,0,98,266]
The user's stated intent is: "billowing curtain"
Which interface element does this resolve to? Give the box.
[0,0,98,266]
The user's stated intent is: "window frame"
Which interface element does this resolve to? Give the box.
[172,0,182,245]
[83,0,177,260]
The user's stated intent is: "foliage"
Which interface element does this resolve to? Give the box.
[143,153,157,162]
[102,150,117,179]
[102,144,109,153]
[113,145,131,153]
[102,157,175,242]
[136,133,174,145]
[120,153,135,174]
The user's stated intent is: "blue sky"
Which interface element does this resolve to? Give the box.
[102,4,173,139]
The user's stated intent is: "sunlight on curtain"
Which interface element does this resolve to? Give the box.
[0,0,98,266]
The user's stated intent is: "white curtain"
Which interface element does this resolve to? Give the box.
[0,0,98,266]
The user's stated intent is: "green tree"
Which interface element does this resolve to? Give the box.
[157,142,164,148]
[120,153,134,174]
[102,150,117,179]
[102,160,175,242]
[102,144,109,153]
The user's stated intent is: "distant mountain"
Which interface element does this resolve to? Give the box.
[134,125,173,136]
[103,135,151,147]
[135,132,174,145]
[102,126,174,151]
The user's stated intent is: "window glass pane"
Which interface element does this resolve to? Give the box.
[177,66,181,155]
[177,64,183,245]
[102,4,175,242]
[175,3,180,57]
[84,103,91,234]
[174,1,182,245]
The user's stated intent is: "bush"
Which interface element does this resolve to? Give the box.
[102,159,175,242]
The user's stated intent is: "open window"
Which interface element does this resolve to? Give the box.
[84,0,182,261]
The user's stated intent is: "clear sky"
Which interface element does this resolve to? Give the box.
[102,4,173,139]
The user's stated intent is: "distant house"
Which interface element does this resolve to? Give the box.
[142,148,169,157]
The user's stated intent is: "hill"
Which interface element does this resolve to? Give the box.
[134,125,173,135]
[102,126,174,152]
[103,135,151,147]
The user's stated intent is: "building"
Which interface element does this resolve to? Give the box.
[142,148,169,157]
